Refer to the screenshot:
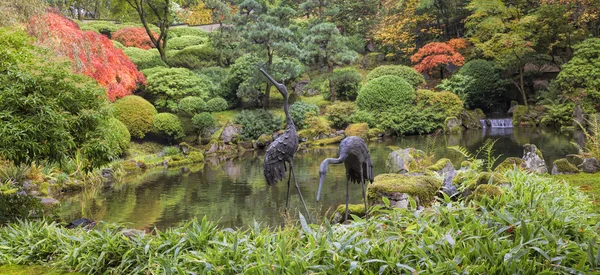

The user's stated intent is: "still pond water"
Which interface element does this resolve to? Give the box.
[59,127,582,230]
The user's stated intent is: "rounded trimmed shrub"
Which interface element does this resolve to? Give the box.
[192,112,217,136]
[350,110,376,127]
[233,110,283,140]
[327,67,362,101]
[167,45,218,69]
[145,67,212,111]
[177,96,206,117]
[82,117,131,167]
[79,21,119,37]
[105,117,131,156]
[113,95,158,139]
[326,101,358,128]
[205,97,228,112]
[365,65,425,87]
[168,27,208,38]
[290,101,319,129]
[166,35,207,50]
[153,113,185,142]
[356,75,415,112]
[416,89,463,118]
[122,47,167,70]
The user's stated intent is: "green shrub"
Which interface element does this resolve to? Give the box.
[79,21,119,37]
[356,75,415,111]
[365,65,425,87]
[166,35,207,50]
[168,27,208,38]
[122,47,167,70]
[375,106,440,135]
[0,28,111,167]
[555,38,600,110]
[163,146,180,156]
[197,67,236,104]
[305,113,332,135]
[145,67,212,111]
[81,118,131,166]
[177,96,206,117]
[205,97,228,112]
[541,103,573,128]
[416,89,464,118]
[322,67,362,101]
[167,45,218,69]
[0,192,45,224]
[290,101,320,129]
[512,105,529,127]
[192,112,217,136]
[438,59,507,109]
[113,95,158,139]
[326,101,358,128]
[112,40,125,50]
[350,110,376,127]
[153,113,185,142]
[233,110,282,140]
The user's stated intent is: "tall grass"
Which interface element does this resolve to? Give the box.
[0,170,599,274]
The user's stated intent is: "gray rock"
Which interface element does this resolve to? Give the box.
[293,80,309,95]
[121,228,144,238]
[507,101,518,115]
[101,168,114,179]
[581,158,600,173]
[428,159,458,197]
[522,144,547,174]
[573,104,585,127]
[445,117,462,133]
[40,197,60,207]
[220,124,241,144]
[336,130,345,135]
[385,148,425,174]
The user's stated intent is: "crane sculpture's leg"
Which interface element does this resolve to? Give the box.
[285,166,292,211]
[344,177,350,223]
[290,162,312,223]
[360,165,368,219]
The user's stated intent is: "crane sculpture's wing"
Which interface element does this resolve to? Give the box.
[342,136,374,184]
[263,132,296,186]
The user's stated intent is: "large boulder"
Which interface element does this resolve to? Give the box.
[459,110,484,129]
[494,157,526,173]
[345,123,369,139]
[367,174,441,208]
[580,158,600,173]
[386,148,426,174]
[444,117,463,133]
[427,158,458,198]
[220,123,241,144]
[522,144,547,174]
[551,158,579,175]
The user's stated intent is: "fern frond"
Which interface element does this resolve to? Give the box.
[448,146,474,161]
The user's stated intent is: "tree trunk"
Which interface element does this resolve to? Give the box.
[440,67,444,79]
[328,64,336,102]
[519,66,527,107]
[263,83,271,109]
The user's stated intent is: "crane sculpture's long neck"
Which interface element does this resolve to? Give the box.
[317,155,346,201]
[283,92,293,127]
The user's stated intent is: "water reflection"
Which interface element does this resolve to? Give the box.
[58,128,578,229]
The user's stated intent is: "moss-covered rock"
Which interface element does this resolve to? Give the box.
[167,151,205,167]
[494,157,526,173]
[522,144,547,174]
[367,174,441,208]
[345,123,369,139]
[297,129,315,141]
[444,117,463,133]
[551,158,579,175]
[256,134,273,147]
[310,136,344,146]
[360,52,384,69]
[427,158,453,173]
[386,148,427,174]
[459,110,484,129]
[474,108,486,118]
[470,184,503,201]
[331,204,366,224]
[460,161,472,169]
[367,128,384,138]
[512,105,533,127]
[464,172,510,190]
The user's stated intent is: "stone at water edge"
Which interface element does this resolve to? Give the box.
[551,158,579,175]
[459,109,484,129]
[331,204,366,224]
[427,158,459,198]
[386,148,426,174]
[581,158,600,173]
[40,197,60,207]
[522,144,547,174]
[367,174,441,209]
[220,123,241,144]
[507,101,518,115]
[444,117,463,133]
[256,134,273,148]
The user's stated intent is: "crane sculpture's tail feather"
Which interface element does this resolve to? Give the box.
[264,157,287,186]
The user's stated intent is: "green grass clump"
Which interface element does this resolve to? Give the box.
[0,171,599,274]
[553,173,600,211]
[0,265,81,275]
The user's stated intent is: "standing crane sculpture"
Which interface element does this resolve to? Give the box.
[317,136,374,222]
[260,68,311,222]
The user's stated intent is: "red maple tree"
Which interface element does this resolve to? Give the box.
[112,27,158,50]
[410,41,465,79]
[28,12,145,101]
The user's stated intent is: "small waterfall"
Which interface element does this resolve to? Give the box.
[481,118,513,128]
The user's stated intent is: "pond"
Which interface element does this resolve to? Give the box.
[58,127,582,230]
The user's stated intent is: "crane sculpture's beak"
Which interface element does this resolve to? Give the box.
[316,173,325,202]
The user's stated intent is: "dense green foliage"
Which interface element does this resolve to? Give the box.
[167,45,218,69]
[556,38,600,111]
[177,96,206,117]
[540,103,574,129]
[168,27,208,39]
[365,65,425,87]
[1,170,599,273]
[152,113,185,142]
[438,59,506,109]
[233,110,282,140]
[290,101,320,129]
[166,35,206,51]
[326,101,358,128]
[79,21,119,37]
[82,117,131,167]
[191,112,217,136]
[197,67,235,103]
[145,68,211,111]
[227,54,265,104]
[356,76,415,112]
[122,47,167,70]
[205,97,228,112]
[323,67,362,101]
[416,89,464,119]
[0,28,111,167]
[113,95,157,139]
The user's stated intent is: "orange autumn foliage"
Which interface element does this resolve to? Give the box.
[112,27,158,50]
[28,12,145,101]
[410,41,465,75]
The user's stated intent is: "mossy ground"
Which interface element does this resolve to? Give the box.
[345,123,369,139]
[552,173,600,211]
[367,174,441,206]
[0,266,81,275]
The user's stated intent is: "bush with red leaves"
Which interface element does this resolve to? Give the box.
[27,12,145,101]
[410,41,465,77]
[112,27,158,50]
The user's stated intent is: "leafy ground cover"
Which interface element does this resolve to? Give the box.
[553,173,600,212]
[0,170,599,274]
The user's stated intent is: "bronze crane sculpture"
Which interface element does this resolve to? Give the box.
[260,68,311,222]
[317,136,374,222]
